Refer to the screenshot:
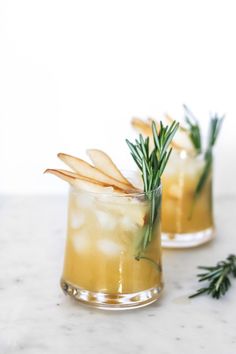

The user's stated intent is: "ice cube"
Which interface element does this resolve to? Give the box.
[97,239,123,256]
[163,199,177,215]
[72,231,89,253]
[129,201,147,226]
[96,210,117,230]
[163,163,176,176]
[71,213,85,229]
[120,215,138,231]
[163,153,179,176]
[95,196,146,227]
[75,192,94,209]
[167,184,183,200]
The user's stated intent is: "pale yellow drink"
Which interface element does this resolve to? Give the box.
[61,187,162,308]
[161,151,214,246]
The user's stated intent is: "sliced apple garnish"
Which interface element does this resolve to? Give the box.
[170,129,195,153]
[131,118,152,137]
[164,114,196,153]
[44,169,125,194]
[57,153,135,193]
[86,149,135,188]
[132,116,195,154]
[164,114,187,132]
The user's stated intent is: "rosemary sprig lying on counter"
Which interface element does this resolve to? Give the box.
[126,120,179,258]
[189,254,236,299]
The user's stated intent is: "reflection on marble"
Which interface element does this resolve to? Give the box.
[0,195,236,354]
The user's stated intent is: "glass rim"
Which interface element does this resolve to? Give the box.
[69,183,162,198]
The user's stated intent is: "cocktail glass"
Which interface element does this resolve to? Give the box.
[161,151,214,248]
[61,185,162,310]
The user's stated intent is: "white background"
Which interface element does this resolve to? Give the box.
[0,0,235,195]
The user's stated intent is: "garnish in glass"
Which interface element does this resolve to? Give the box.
[126,120,179,260]
[184,105,224,218]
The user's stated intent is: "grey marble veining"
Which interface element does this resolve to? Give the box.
[0,195,236,354]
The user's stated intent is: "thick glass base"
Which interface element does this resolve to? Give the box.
[161,227,215,248]
[60,279,163,310]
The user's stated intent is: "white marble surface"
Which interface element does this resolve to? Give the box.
[0,195,236,354]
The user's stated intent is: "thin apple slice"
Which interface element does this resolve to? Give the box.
[86,149,135,188]
[57,153,135,193]
[170,136,195,153]
[147,118,189,151]
[44,169,124,194]
[132,117,161,138]
[170,128,195,153]
[164,114,187,132]
[148,116,187,135]
[164,114,196,153]
[131,118,152,136]
[132,116,195,154]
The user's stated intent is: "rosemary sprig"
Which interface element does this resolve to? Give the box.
[126,120,179,258]
[194,115,224,197]
[195,115,224,198]
[185,107,224,218]
[183,104,202,154]
[189,254,236,299]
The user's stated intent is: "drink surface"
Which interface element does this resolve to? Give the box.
[162,152,213,234]
[62,189,162,294]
